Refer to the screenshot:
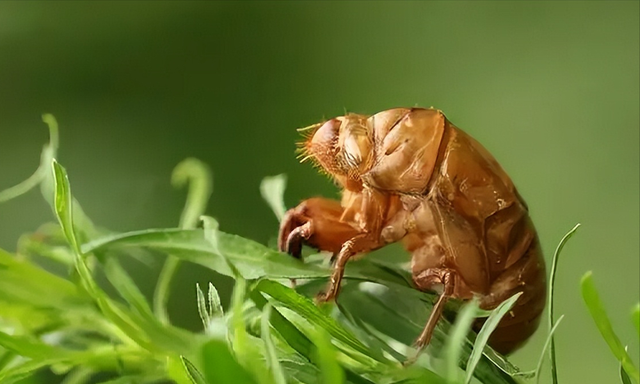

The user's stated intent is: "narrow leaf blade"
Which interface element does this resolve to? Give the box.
[261,304,287,384]
[208,282,223,317]
[260,174,287,222]
[548,223,580,384]
[309,328,345,384]
[181,356,209,384]
[533,315,565,384]
[581,272,639,382]
[465,292,522,384]
[196,283,211,331]
[444,297,479,383]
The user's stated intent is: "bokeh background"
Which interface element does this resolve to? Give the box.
[0,1,638,383]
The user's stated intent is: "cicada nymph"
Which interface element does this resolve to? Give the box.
[278,107,546,355]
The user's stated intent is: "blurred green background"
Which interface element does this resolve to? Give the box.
[0,1,637,383]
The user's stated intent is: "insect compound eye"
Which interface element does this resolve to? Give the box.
[339,120,373,176]
[299,115,373,184]
[310,118,340,151]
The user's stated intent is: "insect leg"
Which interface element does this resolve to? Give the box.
[316,233,379,302]
[316,236,359,302]
[413,269,457,352]
[278,198,363,288]
[284,221,313,260]
[329,252,338,266]
[282,221,313,288]
[278,207,309,256]
[278,198,359,257]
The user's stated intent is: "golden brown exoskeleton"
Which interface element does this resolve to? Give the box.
[278,107,546,355]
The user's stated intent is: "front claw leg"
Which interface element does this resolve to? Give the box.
[277,197,360,289]
[278,209,313,288]
[284,222,313,260]
[278,207,311,258]
[277,198,371,300]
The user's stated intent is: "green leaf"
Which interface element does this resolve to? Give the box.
[336,283,518,384]
[230,277,270,383]
[251,280,404,384]
[200,339,256,384]
[279,360,322,384]
[50,164,196,358]
[465,292,522,384]
[194,282,223,335]
[309,328,345,384]
[254,280,374,362]
[581,271,639,382]
[548,223,580,384]
[0,360,62,384]
[0,330,66,359]
[51,160,82,255]
[201,216,223,257]
[260,174,288,222]
[444,297,479,383]
[621,347,633,384]
[17,229,76,267]
[250,282,395,384]
[59,367,94,384]
[0,331,153,383]
[481,349,531,380]
[84,228,329,281]
[208,282,223,318]
[196,283,211,332]
[50,160,160,352]
[229,278,248,351]
[0,248,89,310]
[103,257,156,323]
[532,315,564,384]
[335,301,406,363]
[249,288,313,362]
[181,356,209,384]
[83,228,418,291]
[168,356,193,384]
[261,304,287,384]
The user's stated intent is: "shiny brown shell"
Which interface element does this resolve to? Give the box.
[279,107,546,355]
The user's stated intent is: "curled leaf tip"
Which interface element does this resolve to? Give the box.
[41,113,60,150]
[171,158,212,188]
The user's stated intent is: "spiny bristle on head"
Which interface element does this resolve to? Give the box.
[294,121,324,163]
[296,121,324,140]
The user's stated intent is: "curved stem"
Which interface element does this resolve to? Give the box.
[153,158,212,324]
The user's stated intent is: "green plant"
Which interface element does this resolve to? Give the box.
[0,115,633,384]
[581,273,639,383]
